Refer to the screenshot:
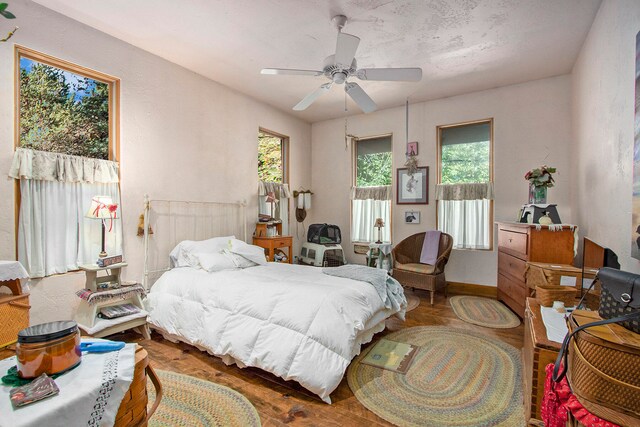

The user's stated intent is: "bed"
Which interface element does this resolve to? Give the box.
[142,198,406,403]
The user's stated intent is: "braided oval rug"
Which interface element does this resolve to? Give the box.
[347,326,525,427]
[449,296,521,329]
[148,370,261,427]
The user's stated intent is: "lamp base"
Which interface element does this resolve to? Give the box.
[375,241,382,244]
[98,251,108,258]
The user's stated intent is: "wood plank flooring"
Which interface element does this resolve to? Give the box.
[1,290,525,426]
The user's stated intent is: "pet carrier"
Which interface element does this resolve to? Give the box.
[307,224,342,245]
[299,242,346,267]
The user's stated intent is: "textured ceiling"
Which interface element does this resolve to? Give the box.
[33,0,602,123]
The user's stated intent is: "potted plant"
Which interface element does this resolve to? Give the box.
[525,165,556,204]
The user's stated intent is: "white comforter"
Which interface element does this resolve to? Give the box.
[145,263,404,402]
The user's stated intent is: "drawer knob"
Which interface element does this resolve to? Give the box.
[508,238,513,242]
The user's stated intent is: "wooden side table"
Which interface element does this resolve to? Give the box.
[75,263,150,339]
[252,236,293,263]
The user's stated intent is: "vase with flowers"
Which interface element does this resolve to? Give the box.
[525,165,556,204]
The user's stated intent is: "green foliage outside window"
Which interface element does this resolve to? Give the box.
[19,58,110,159]
[441,141,490,184]
[356,152,392,187]
[258,132,283,183]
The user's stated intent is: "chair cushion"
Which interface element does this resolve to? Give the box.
[394,262,435,275]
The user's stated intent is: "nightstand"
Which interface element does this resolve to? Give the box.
[253,236,293,263]
[75,263,150,339]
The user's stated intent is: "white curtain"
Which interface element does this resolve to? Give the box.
[437,199,491,250]
[351,199,391,243]
[11,148,123,278]
[258,181,290,235]
[18,180,123,278]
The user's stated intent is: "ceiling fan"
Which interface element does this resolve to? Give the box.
[261,15,422,113]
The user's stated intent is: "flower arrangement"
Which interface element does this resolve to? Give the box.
[525,165,556,188]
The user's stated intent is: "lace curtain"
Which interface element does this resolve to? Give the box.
[10,148,123,278]
[258,181,291,235]
[351,185,392,242]
[436,183,493,250]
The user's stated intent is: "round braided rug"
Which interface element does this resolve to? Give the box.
[405,290,420,312]
[449,296,520,328]
[148,370,261,427]
[347,326,525,427]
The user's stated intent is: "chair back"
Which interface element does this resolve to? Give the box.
[392,232,453,274]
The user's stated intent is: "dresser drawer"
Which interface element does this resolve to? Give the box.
[498,229,528,259]
[273,238,291,248]
[498,252,527,281]
[497,273,527,301]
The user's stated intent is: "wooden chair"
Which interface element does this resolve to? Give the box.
[391,232,453,305]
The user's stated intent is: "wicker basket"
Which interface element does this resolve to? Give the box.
[567,312,640,423]
[534,285,576,307]
[114,346,162,427]
[0,294,30,348]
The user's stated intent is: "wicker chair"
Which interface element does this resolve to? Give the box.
[391,232,453,305]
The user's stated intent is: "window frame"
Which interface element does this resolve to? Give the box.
[351,133,394,245]
[13,45,121,259]
[436,118,494,251]
[258,127,289,185]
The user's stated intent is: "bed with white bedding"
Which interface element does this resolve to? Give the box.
[146,262,405,403]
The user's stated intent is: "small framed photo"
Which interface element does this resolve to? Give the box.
[406,141,418,156]
[397,167,428,204]
[405,211,420,224]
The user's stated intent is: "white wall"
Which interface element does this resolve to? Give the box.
[0,1,311,324]
[311,75,574,286]
[571,0,640,273]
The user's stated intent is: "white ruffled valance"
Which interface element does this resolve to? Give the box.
[435,182,494,201]
[351,185,392,201]
[258,180,291,198]
[9,148,119,183]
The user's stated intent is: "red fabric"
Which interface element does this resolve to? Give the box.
[541,363,620,427]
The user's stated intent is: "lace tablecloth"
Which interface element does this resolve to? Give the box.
[0,340,135,427]
[0,261,29,282]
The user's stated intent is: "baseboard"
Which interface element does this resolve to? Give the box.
[447,281,497,298]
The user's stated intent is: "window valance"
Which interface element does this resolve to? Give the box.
[9,148,119,183]
[351,185,392,201]
[435,182,494,201]
[258,181,291,199]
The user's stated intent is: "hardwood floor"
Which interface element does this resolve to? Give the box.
[1,290,525,426]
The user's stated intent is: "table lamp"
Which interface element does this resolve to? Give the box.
[374,218,385,244]
[85,196,118,258]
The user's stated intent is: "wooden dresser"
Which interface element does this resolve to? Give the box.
[523,298,561,426]
[496,222,575,317]
[252,235,293,263]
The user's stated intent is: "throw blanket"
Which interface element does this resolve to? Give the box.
[420,230,441,265]
[323,265,407,317]
[76,283,146,305]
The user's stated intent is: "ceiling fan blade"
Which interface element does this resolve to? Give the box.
[345,82,377,113]
[261,68,323,76]
[357,68,422,82]
[293,83,332,111]
[334,33,360,67]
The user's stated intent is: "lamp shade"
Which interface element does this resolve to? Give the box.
[85,196,118,219]
[265,192,278,204]
[374,218,385,228]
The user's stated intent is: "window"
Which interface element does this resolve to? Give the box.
[13,46,121,277]
[351,135,392,243]
[258,129,290,234]
[436,119,493,250]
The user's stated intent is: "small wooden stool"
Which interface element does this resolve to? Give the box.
[115,346,162,427]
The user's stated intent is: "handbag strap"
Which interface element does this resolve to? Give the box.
[552,310,640,382]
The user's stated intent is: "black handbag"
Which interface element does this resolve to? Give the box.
[597,267,640,334]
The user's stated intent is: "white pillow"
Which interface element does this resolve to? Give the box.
[222,249,258,268]
[170,236,236,267]
[196,252,238,272]
[228,239,268,266]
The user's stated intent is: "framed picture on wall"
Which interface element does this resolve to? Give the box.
[397,167,428,204]
[405,211,420,224]
[407,141,418,156]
